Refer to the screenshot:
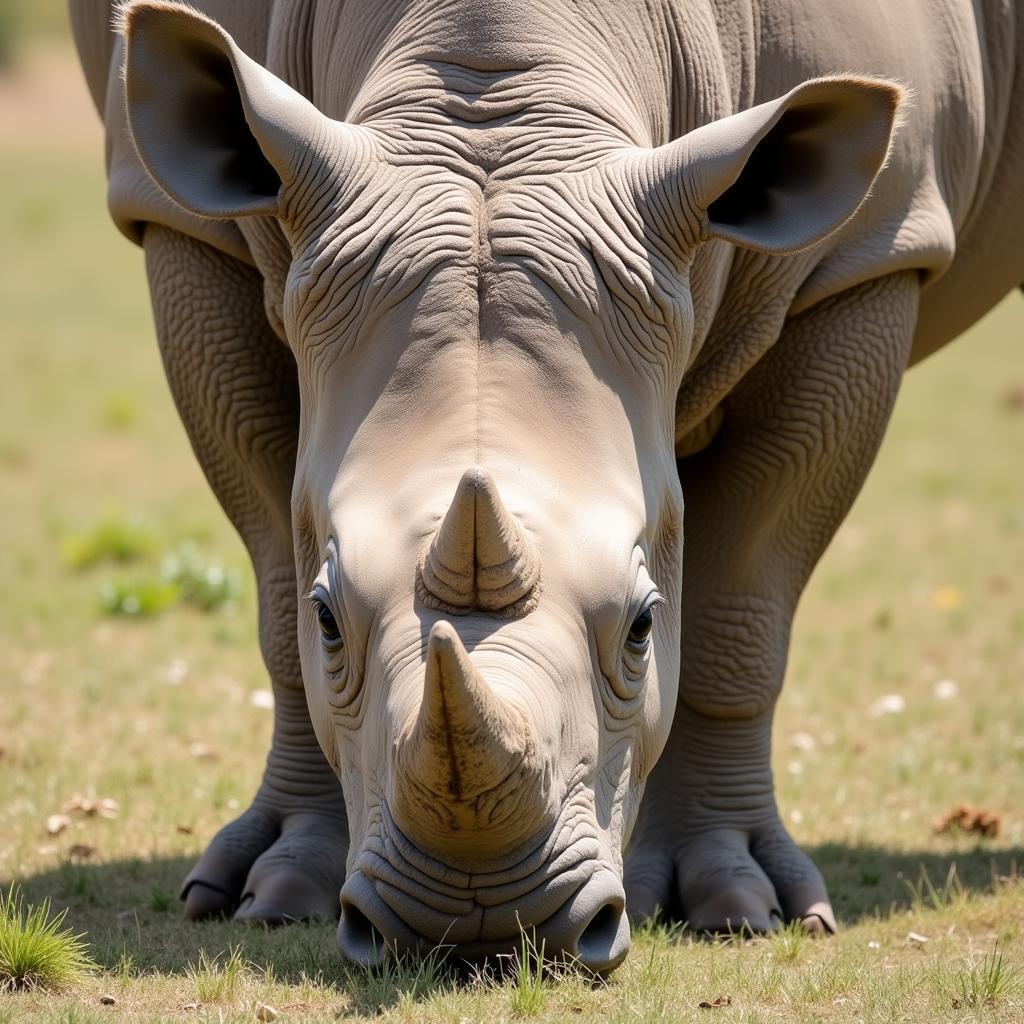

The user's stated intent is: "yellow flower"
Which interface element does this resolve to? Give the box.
[930,585,964,610]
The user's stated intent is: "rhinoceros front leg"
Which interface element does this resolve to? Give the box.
[625,271,919,934]
[143,225,348,923]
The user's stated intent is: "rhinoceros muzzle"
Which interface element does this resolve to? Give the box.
[337,799,630,975]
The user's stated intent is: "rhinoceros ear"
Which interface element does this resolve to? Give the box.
[121,1,327,220]
[653,77,904,254]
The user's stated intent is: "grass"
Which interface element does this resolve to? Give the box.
[510,927,549,1016]
[184,946,250,1004]
[1,29,1024,1024]
[0,886,94,992]
[60,515,159,570]
[952,941,1022,1010]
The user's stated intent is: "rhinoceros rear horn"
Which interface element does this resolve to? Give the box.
[418,468,541,615]
[638,76,905,255]
[121,1,336,220]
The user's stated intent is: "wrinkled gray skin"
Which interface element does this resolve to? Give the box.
[71,0,1023,974]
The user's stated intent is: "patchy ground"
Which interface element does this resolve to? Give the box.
[1,34,1023,1024]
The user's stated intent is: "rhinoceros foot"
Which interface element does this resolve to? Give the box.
[624,821,836,937]
[180,803,348,925]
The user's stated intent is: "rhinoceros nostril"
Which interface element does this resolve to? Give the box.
[337,897,390,968]
[534,870,630,975]
[577,900,623,962]
[574,896,629,975]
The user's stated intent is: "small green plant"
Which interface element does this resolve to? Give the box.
[98,575,180,617]
[148,887,174,914]
[56,864,96,906]
[98,394,140,431]
[98,543,243,618]
[0,885,94,992]
[112,948,138,988]
[953,940,1020,1009]
[61,516,158,569]
[185,946,250,1003]
[160,542,243,612]
[510,925,548,1016]
[770,920,806,963]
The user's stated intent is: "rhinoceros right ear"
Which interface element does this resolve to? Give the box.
[640,77,904,254]
[121,1,327,220]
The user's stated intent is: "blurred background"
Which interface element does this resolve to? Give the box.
[1,2,1022,933]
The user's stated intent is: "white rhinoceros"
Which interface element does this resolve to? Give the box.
[70,0,1023,973]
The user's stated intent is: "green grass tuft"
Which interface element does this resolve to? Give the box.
[509,925,549,1016]
[952,940,1021,1009]
[0,885,94,992]
[769,920,807,963]
[343,941,451,1014]
[184,946,250,1003]
[60,515,158,569]
[160,541,243,612]
[97,541,243,617]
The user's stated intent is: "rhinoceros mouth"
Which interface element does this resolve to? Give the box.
[338,791,625,966]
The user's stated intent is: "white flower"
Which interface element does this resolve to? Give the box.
[868,694,906,717]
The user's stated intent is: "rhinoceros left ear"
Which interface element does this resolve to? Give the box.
[648,77,904,254]
[121,1,334,220]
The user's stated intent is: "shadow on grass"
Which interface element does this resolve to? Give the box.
[808,842,1023,923]
[0,855,462,1012]
[3,842,1022,982]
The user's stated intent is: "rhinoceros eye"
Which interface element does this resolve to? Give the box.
[625,605,655,652]
[314,597,342,646]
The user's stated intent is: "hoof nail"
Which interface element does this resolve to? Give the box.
[182,881,236,921]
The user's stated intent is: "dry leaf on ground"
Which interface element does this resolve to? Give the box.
[932,803,1001,838]
[64,794,119,818]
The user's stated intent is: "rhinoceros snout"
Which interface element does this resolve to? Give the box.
[335,867,630,975]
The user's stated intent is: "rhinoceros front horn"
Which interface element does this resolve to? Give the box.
[418,467,541,615]
[390,621,550,858]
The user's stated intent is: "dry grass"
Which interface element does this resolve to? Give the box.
[1,31,1023,1024]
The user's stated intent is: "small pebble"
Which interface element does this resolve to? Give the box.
[933,678,959,700]
[790,731,817,753]
[46,814,70,836]
[868,694,906,717]
[255,1003,279,1022]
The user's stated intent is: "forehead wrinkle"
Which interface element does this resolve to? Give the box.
[290,148,683,398]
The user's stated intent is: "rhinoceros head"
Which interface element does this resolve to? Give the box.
[120,1,900,972]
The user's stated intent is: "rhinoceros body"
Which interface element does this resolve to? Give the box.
[71,0,1023,972]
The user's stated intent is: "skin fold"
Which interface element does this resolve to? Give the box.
[69,0,1023,974]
